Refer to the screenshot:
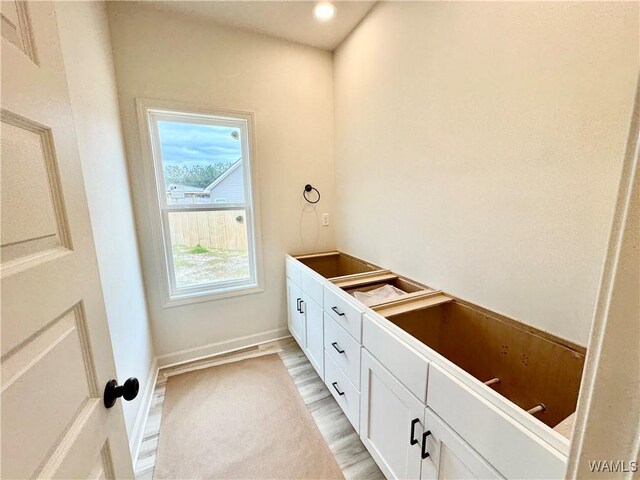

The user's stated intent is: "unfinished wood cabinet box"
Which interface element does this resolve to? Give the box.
[294,251,382,279]
[374,297,586,429]
[287,251,585,478]
[336,273,438,307]
[365,294,586,479]
[292,252,438,309]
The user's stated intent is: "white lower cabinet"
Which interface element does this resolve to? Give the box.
[287,279,305,349]
[303,296,324,379]
[360,350,424,480]
[361,349,503,480]
[287,256,568,480]
[288,271,364,432]
[421,409,503,480]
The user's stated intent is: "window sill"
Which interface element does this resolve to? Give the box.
[162,283,264,308]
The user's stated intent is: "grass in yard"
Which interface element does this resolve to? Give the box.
[188,243,210,254]
[172,245,250,287]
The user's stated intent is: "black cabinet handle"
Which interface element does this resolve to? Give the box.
[299,300,304,314]
[331,306,345,316]
[421,430,431,459]
[410,418,420,445]
[331,342,345,354]
[296,298,301,312]
[331,382,345,396]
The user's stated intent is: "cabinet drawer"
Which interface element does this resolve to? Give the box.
[324,314,361,387]
[362,314,429,403]
[301,270,323,306]
[427,364,566,479]
[324,286,363,341]
[324,352,360,433]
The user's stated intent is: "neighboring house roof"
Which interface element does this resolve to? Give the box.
[167,184,204,192]
[204,159,242,192]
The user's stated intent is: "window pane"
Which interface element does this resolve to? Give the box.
[157,121,246,205]
[168,210,250,288]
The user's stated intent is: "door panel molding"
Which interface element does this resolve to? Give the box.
[1,302,101,479]
[0,0,38,63]
[1,109,72,275]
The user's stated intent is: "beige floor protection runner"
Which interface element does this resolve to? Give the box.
[153,353,345,479]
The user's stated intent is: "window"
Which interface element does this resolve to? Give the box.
[138,100,261,305]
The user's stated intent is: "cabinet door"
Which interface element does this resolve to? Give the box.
[303,297,323,379]
[421,409,503,480]
[360,350,424,480]
[287,280,305,348]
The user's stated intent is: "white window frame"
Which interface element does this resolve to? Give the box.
[136,98,263,307]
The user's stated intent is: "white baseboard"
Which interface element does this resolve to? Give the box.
[129,360,158,466]
[156,327,291,369]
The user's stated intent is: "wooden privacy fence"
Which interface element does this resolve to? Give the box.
[168,210,248,251]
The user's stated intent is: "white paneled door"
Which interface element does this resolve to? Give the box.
[1,2,133,479]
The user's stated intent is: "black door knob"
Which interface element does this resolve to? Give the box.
[103,377,139,409]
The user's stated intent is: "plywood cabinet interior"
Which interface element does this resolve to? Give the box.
[295,251,381,279]
[426,363,567,479]
[375,298,586,428]
[342,274,437,307]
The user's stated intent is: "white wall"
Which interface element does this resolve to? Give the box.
[334,2,638,345]
[107,3,335,362]
[55,1,156,454]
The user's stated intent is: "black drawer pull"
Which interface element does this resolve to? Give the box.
[410,418,420,445]
[421,430,431,459]
[331,342,345,354]
[299,300,304,314]
[296,298,301,312]
[331,306,345,316]
[331,382,345,396]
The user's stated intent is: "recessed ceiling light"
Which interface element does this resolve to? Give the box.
[313,2,336,21]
